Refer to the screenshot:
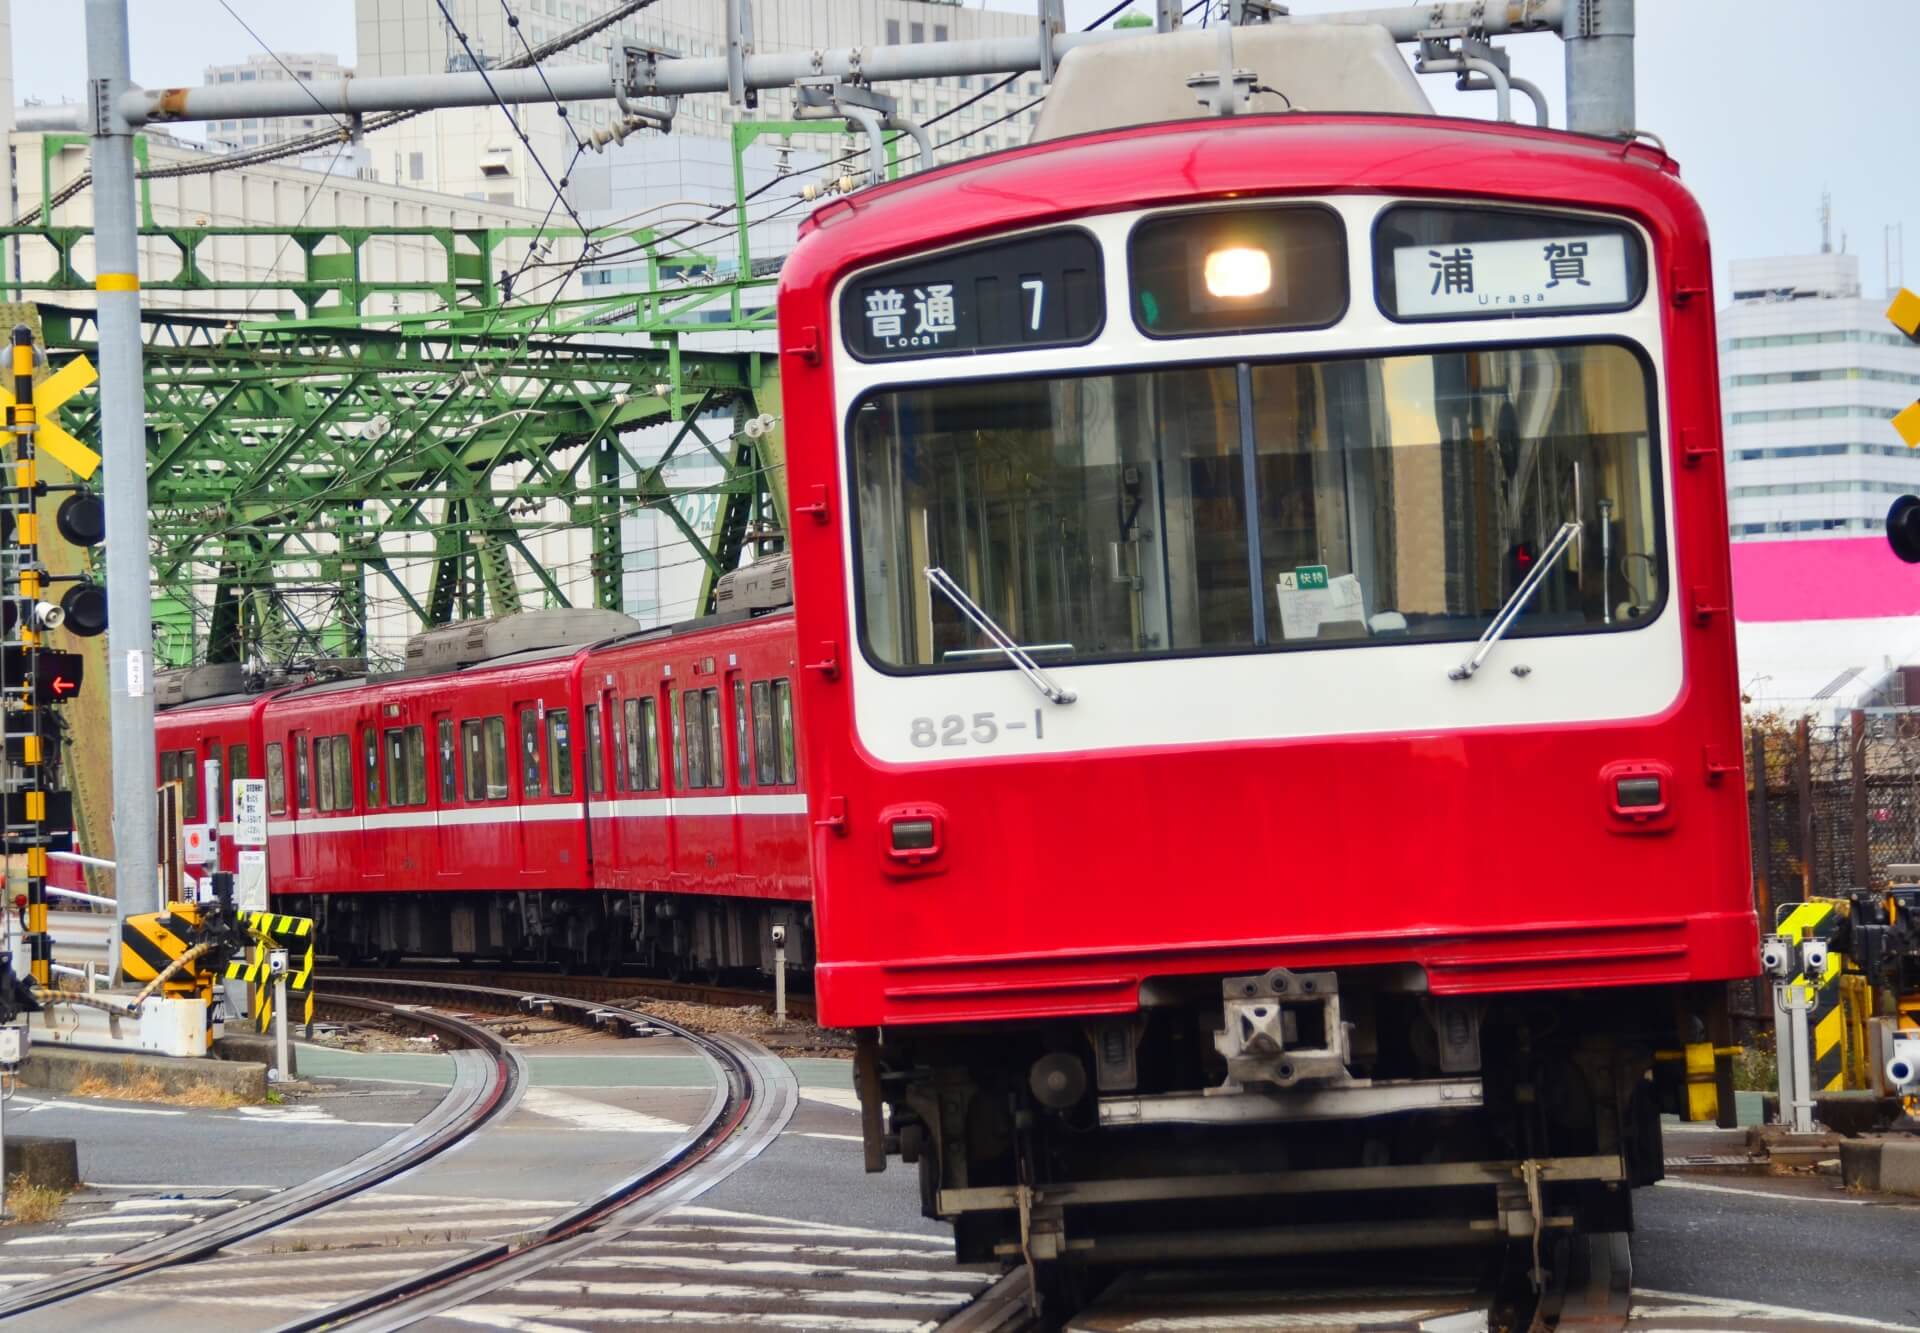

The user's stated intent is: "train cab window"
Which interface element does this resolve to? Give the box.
[482,716,510,799]
[266,742,286,815]
[733,685,752,790]
[294,734,312,810]
[751,681,776,785]
[773,678,797,785]
[548,709,574,798]
[519,706,545,799]
[363,730,381,810]
[852,343,1661,670]
[583,705,603,796]
[386,726,427,807]
[437,719,456,803]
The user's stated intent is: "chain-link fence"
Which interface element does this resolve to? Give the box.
[1749,712,1920,931]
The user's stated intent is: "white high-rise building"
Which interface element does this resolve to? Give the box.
[203,52,355,153]
[1721,251,1920,541]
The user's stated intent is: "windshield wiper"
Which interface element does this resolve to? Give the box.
[1448,520,1582,682]
[925,566,1078,705]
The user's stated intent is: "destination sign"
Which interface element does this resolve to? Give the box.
[841,229,1104,362]
[1392,233,1633,318]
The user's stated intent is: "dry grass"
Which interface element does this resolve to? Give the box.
[68,1069,248,1109]
[5,1176,71,1224]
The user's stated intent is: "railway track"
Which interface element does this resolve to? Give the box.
[2,978,795,1328]
[938,1232,1634,1332]
[325,962,819,1023]
[290,975,797,1330]
[0,996,521,1320]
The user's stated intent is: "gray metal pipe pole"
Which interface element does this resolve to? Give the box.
[124,31,1133,127]
[1562,0,1635,137]
[84,0,158,957]
[1308,0,1566,41]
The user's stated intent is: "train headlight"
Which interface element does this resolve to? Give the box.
[1203,246,1271,300]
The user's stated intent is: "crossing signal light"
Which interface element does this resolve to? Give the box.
[58,581,106,637]
[54,492,104,548]
[1,647,84,704]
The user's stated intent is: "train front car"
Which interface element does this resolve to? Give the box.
[781,32,1755,1288]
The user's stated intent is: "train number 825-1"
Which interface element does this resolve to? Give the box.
[909,709,1046,748]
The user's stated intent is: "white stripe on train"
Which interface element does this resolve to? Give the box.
[262,793,807,838]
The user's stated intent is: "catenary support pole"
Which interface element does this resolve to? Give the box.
[85,0,159,963]
[1562,0,1635,137]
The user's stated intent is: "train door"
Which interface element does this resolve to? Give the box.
[433,711,460,875]
[360,718,385,886]
[513,698,542,873]
[672,669,734,887]
[289,728,310,879]
[583,690,609,882]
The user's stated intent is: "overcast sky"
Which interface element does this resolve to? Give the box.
[10,1,1916,296]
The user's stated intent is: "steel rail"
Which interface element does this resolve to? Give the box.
[324,962,819,1023]
[0,996,524,1319]
[284,975,797,1332]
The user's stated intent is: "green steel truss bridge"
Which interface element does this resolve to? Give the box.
[1,203,787,670]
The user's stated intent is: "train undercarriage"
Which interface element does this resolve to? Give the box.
[282,889,813,978]
[857,967,1720,1305]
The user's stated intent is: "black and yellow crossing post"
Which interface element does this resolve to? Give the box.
[0,323,99,992]
[4,325,54,989]
[1892,288,1920,447]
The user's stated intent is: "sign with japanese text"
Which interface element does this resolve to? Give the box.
[233,778,268,847]
[1391,233,1631,318]
[841,229,1103,361]
[182,823,211,865]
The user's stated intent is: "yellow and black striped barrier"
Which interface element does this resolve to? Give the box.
[1777,899,1847,1092]
[228,910,315,1031]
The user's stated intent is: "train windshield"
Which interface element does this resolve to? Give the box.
[850,340,1662,672]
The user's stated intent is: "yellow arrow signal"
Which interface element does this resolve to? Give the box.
[1891,287,1920,342]
[0,353,101,479]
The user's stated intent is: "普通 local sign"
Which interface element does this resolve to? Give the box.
[1393,233,1631,317]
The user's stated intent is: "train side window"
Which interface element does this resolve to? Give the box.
[751,681,776,785]
[616,699,635,791]
[315,737,336,813]
[438,719,457,803]
[519,706,544,799]
[294,734,312,810]
[671,693,686,791]
[461,720,487,801]
[638,698,661,791]
[773,678,796,784]
[333,735,353,811]
[734,684,751,790]
[549,709,573,798]
[703,689,725,789]
[182,750,201,821]
[483,716,509,800]
[584,705,603,796]
[387,727,428,808]
[229,744,250,782]
[364,729,381,810]
[266,743,286,815]
[683,690,708,789]
[404,727,427,805]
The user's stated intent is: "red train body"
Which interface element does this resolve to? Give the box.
[153,606,809,973]
[776,110,1757,1271]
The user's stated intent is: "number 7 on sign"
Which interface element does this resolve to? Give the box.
[1021,279,1044,332]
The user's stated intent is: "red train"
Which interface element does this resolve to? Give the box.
[777,44,1757,1290]
[154,565,811,975]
